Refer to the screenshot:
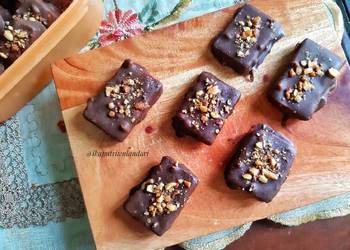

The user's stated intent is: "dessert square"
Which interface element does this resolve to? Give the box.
[211,4,284,76]
[84,59,163,141]
[124,156,199,236]
[270,38,343,120]
[172,71,241,145]
[0,0,67,72]
[15,0,60,27]
[225,124,297,203]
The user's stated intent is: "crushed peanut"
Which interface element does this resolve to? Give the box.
[327,68,340,78]
[235,15,262,58]
[284,56,339,103]
[105,76,145,121]
[14,11,48,27]
[1,23,29,58]
[142,178,192,218]
[284,58,321,103]
[184,78,232,132]
[241,131,287,184]
[242,173,253,180]
[258,175,268,184]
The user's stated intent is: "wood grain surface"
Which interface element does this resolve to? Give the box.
[52,1,350,249]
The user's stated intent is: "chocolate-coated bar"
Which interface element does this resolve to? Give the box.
[225,124,296,203]
[173,71,241,145]
[270,38,343,120]
[124,156,199,236]
[84,59,163,141]
[212,4,284,76]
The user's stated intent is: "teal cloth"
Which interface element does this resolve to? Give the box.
[0,83,94,249]
[0,1,348,250]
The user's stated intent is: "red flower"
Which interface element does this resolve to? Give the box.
[98,9,144,47]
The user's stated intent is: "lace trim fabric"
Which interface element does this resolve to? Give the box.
[0,117,85,229]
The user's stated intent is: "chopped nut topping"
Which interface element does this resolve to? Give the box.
[263,169,279,180]
[207,85,221,95]
[285,56,339,103]
[255,142,263,149]
[4,30,13,41]
[1,25,29,55]
[300,60,307,67]
[255,159,263,167]
[285,58,322,103]
[183,180,192,188]
[184,79,231,131]
[108,111,116,118]
[295,66,303,75]
[15,11,48,26]
[121,85,130,93]
[196,90,204,97]
[269,156,277,167]
[210,111,220,119]
[0,52,8,59]
[242,173,253,180]
[134,101,149,111]
[303,67,314,75]
[249,167,259,177]
[199,105,208,113]
[289,69,296,78]
[142,178,191,218]
[108,102,115,109]
[165,182,177,191]
[104,76,144,120]
[235,15,262,58]
[237,51,245,58]
[258,175,268,184]
[124,78,135,85]
[105,86,116,97]
[241,134,286,184]
[201,115,208,123]
[166,204,177,212]
[327,68,340,78]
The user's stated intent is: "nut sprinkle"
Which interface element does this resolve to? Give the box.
[142,177,192,217]
[235,15,262,58]
[1,22,29,58]
[183,77,232,132]
[240,129,287,184]
[284,55,340,103]
[14,11,48,27]
[105,76,146,122]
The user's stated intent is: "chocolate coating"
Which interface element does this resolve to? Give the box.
[84,59,163,141]
[16,0,60,27]
[225,124,296,203]
[211,4,284,76]
[0,5,11,33]
[0,0,69,72]
[0,62,4,74]
[173,71,241,145]
[124,156,199,236]
[0,0,17,13]
[0,19,46,65]
[14,18,46,42]
[269,38,344,120]
[47,0,72,12]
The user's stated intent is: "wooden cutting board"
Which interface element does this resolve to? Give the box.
[52,1,350,249]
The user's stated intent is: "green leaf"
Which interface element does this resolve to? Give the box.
[149,0,192,29]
